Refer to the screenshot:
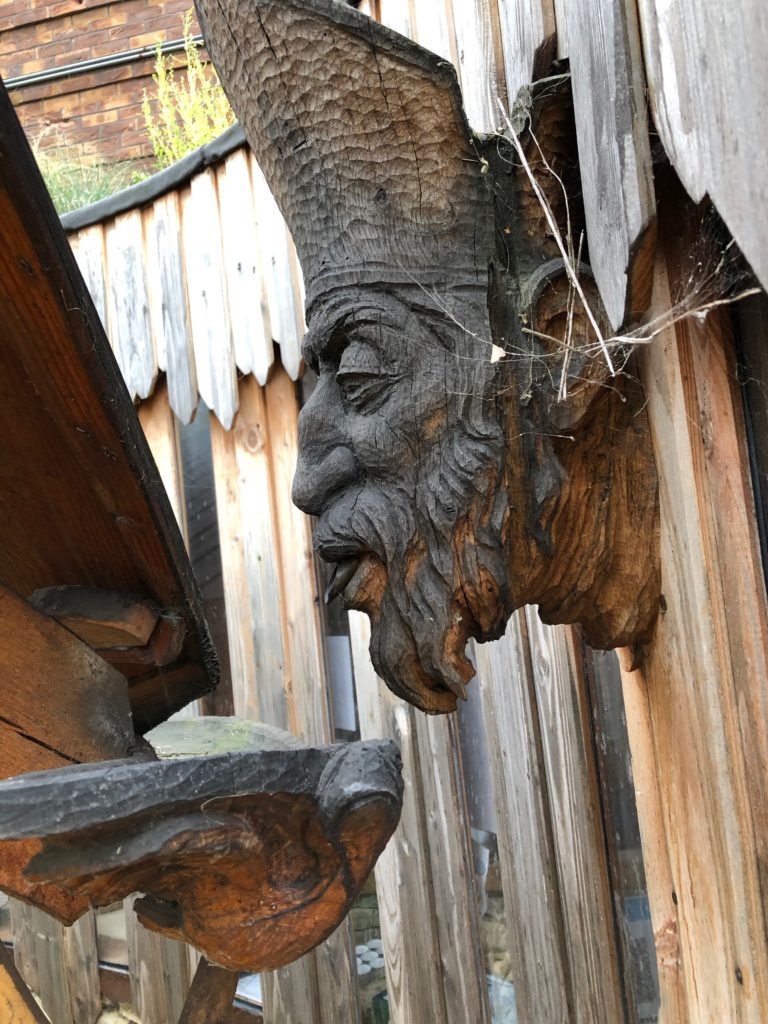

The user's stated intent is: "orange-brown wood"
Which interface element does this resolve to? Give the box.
[30,585,159,649]
[177,959,239,1024]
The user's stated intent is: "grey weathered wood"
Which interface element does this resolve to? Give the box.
[249,156,303,381]
[637,0,768,295]
[413,713,491,1024]
[450,0,507,133]
[217,150,274,386]
[177,958,239,1024]
[104,209,157,400]
[496,0,556,103]
[473,613,571,1024]
[149,193,198,425]
[411,0,454,61]
[350,611,448,1024]
[10,903,101,1024]
[524,611,624,1024]
[0,938,49,1024]
[125,899,194,1024]
[561,0,656,328]
[68,224,107,330]
[181,170,238,429]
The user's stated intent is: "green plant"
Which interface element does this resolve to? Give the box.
[142,9,235,168]
[33,133,147,214]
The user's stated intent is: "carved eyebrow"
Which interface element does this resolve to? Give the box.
[305,303,403,362]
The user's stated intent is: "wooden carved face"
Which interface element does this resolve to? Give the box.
[294,288,508,712]
[195,0,660,713]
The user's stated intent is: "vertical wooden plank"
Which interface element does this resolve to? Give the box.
[377,0,412,35]
[495,0,556,103]
[558,0,655,328]
[68,224,107,331]
[138,379,187,536]
[125,896,193,1024]
[524,611,625,1024]
[181,171,238,430]
[618,650,687,1024]
[413,713,491,1024]
[249,156,303,381]
[104,209,157,401]
[148,193,198,426]
[473,613,572,1023]
[217,150,275,387]
[10,903,100,1024]
[633,242,768,1022]
[350,612,447,1024]
[0,941,48,1024]
[636,0,768,295]
[449,0,507,133]
[410,0,455,61]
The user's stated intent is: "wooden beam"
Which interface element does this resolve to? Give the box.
[29,585,158,649]
[177,959,239,1024]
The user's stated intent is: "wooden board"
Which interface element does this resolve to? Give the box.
[217,149,274,387]
[0,938,50,1024]
[147,193,198,425]
[473,613,572,1023]
[104,209,157,400]
[181,171,239,429]
[524,611,625,1024]
[68,224,107,331]
[496,0,556,103]
[560,0,656,328]
[636,0,768,295]
[632,217,768,1020]
[0,81,217,728]
[177,958,239,1024]
[350,611,447,1024]
[449,0,507,133]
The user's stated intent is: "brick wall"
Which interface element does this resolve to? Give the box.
[0,0,201,166]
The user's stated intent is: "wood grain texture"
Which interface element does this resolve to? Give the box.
[29,585,158,648]
[126,895,194,1024]
[496,0,556,103]
[147,193,198,425]
[636,0,768,294]
[0,81,217,729]
[105,209,157,400]
[0,941,49,1024]
[217,150,274,387]
[177,958,239,1024]
[449,0,507,133]
[9,903,101,1024]
[524,611,625,1024]
[138,380,188,534]
[181,170,238,430]
[68,224,107,331]
[632,218,768,1020]
[473,613,571,1023]
[560,0,656,328]
[350,611,447,1024]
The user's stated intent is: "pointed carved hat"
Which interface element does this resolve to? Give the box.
[194,0,493,314]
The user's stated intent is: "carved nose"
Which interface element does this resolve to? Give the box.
[293,446,360,515]
[292,391,360,515]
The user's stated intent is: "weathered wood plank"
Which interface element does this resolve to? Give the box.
[181,171,238,429]
[148,193,198,425]
[217,149,274,386]
[9,904,101,1024]
[0,940,48,1024]
[473,613,572,1024]
[68,224,107,331]
[633,225,768,1021]
[104,209,157,400]
[524,611,625,1024]
[138,380,188,535]
[496,0,556,105]
[125,896,194,1024]
[618,649,687,1024]
[636,0,768,294]
[0,82,218,727]
[449,0,507,133]
[350,611,447,1024]
[413,713,490,1024]
[248,156,303,381]
[559,0,656,328]
[410,0,454,62]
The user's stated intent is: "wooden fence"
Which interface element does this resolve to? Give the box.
[3,0,768,1023]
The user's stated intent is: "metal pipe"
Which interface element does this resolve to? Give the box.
[4,35,204,91]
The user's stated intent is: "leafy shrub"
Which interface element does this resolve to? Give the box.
[142,9,235,168]
[33,132,147,214]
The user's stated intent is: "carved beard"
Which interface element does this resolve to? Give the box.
[321,400,509,714]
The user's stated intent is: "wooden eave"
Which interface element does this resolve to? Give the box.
[0,80,218,732]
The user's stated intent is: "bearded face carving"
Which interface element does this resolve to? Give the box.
[195,0,660,713]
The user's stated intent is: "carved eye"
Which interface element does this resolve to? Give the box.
[335,341,397,411]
